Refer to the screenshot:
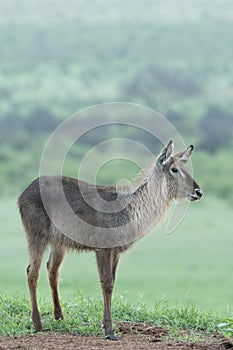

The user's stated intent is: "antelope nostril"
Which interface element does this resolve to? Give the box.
[195,188,203,198]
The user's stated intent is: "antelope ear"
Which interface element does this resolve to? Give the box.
[175,144,194,164]
[157,140,174,167]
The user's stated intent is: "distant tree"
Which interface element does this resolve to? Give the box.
[25,108,58,133]
[199,107,233,153]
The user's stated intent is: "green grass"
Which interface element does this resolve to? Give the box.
[0,293,230,338]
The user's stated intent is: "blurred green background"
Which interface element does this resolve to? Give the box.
[0,0,232,314]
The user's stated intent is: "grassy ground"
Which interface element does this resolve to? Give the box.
[0,293,231,338]
[0,196,232,316]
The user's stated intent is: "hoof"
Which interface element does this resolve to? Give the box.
[105,334,116,340]
[54,307,64,320]
[32,311,43,332]
[54,313,64,320]
[34,324,43,332]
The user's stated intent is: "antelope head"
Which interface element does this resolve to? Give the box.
[156,140,203,201]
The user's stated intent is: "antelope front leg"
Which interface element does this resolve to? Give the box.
[96,249,116,340]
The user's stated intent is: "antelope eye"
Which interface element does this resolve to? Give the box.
[171,167,178,173]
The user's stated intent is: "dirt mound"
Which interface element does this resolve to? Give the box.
[0,324,232,350]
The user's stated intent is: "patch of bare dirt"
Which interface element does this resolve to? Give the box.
[0,323,232,350]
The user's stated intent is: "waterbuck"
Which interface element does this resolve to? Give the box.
[18,140,202,340]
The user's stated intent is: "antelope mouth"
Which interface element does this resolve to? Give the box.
[189,194,200,201]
